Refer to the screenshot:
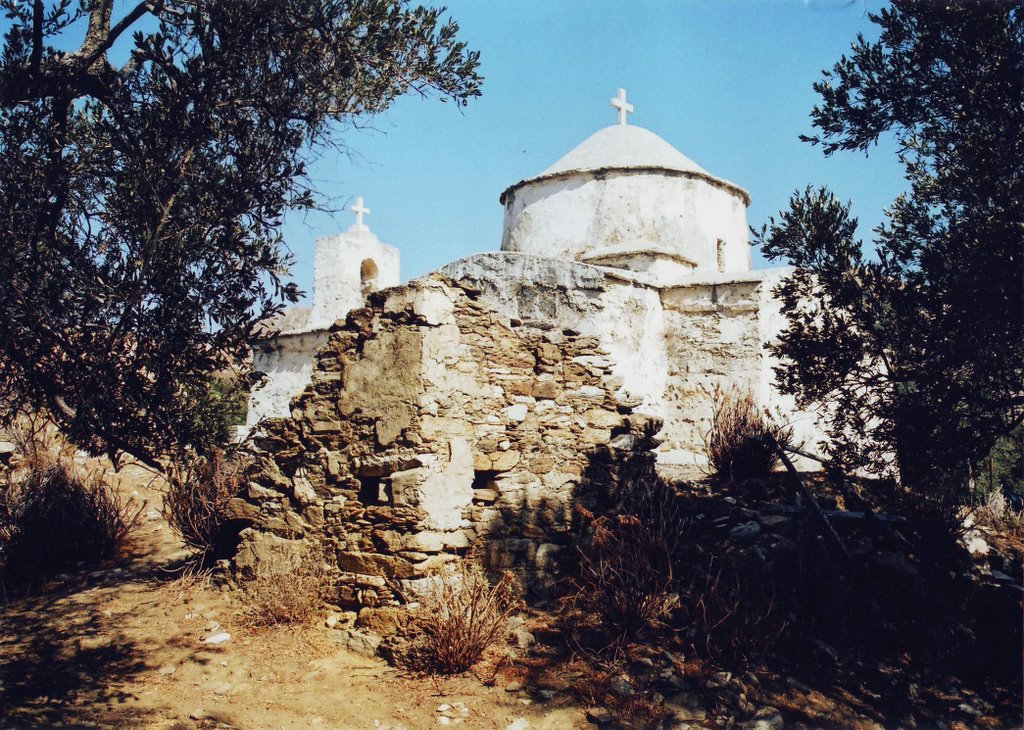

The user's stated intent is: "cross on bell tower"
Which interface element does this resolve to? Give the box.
[349,196,371,232]
[610,88,633,125]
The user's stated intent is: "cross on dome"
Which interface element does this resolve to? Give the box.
[609,88,633,125]
[349,196,371,232]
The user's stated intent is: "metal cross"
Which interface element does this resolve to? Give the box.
[610,88,633,125]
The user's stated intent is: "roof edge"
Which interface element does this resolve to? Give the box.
[499,165,751,207]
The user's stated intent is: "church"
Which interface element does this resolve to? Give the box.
[247,89,821,467]
[232,91,826,600]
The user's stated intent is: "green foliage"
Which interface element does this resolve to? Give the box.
[973,425,1024,500]
[0,0,481,467]
[183,376,248,452]
[754,1,1024,495]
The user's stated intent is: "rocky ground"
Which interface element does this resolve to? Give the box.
[0,458,1021,729]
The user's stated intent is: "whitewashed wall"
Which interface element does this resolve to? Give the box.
[246,330,333,428]
[500,171,750,280]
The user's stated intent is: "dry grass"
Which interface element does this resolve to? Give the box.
[241,544,331,627]
[163,448,245,559]
[412,563,522,674]
[706,388,794,484]
[0,424,142,586]
[564,506,676,657]
[974,489,1024,539]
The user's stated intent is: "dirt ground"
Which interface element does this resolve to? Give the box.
[0,461,589,730]
[1,459,1021,730]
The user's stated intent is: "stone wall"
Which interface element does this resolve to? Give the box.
[441,254,827,467]
[232,275,657,606]
[660,269,826,466]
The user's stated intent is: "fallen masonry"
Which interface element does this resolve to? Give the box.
[232,276,660,606]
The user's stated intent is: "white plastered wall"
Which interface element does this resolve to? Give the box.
[310,228,400,330]
[246,330,332,428]
[501,171,750,280]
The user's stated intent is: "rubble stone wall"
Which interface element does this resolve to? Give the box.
[660,270,826,465]
[232,275,656,607]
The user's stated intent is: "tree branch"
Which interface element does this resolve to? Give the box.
[30,0,43,73]
[77,0,158,73]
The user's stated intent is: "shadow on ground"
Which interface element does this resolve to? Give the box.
[0,541,199,728]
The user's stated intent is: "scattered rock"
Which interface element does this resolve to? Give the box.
[729,521,761,543]
[958,702,983,718]
[203,632,231,645]
[335,628,381,657]
[157,664,177,676]
[506,720,530,730]
[585,706,613,725]
[757,514,790,529]
[740,707,783,730]
[609,676,634,698]
[706,672,732,689]
[811,639,838,663]
[513,628,536,649]
[963,529,990,557]
[505,681,524,692]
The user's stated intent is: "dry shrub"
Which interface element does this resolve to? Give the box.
[706,388,793,483]
[975,489,1024,539]
[241,544,330,627]
[163,448,245,559]
[412,563,521,674]
[0,430,142,585]
[620,475,691,561]
[680,551,788,668]
[565,506,676,655]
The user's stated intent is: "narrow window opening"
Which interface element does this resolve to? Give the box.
[472,470,500,491]
[358,475,382,505]
[716,239,725,272]
[360,258,379,297]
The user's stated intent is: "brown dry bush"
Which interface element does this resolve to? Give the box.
[241,544,331,627]
[974,489,1024,540]
[564,506,676,656]
[163,448,245,559]
[680,551,788,669]
[0,428,142,585]
[706,388,793,484]
[411,563,522,674]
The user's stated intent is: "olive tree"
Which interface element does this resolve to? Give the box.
[0,0,480,466]
[755,0,1024,495]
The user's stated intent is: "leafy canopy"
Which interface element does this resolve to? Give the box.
[754,0,1024,493]
[0,0,481,466]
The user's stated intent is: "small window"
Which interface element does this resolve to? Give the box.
[716,239,725,272]
[358,475,387,505]
[360,258,379,297]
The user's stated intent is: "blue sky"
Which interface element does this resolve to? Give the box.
[4,1,904,297]
[283,0,906,300]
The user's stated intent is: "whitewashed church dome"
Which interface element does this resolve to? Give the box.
[536,124,713,181]
[499,90,752,280]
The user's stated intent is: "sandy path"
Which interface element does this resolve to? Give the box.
[0,462,589,730]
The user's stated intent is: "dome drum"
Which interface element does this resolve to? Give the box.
[499,124,751,280]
